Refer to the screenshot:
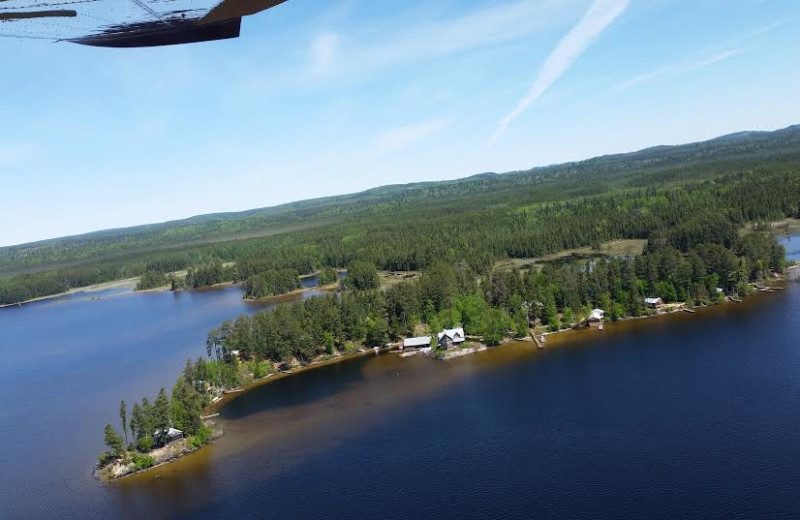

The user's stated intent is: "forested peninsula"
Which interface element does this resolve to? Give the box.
[84,127,800,478]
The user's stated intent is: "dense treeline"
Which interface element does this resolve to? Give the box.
[195,226,785,383]
[135,271,169,291]
[4,128,800,305]
[242,268,301,299]
[342,261,380,291]
[6,125,800,276]
[317,267,339,285]
[185,262,235,289]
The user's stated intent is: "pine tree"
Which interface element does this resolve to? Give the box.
[103,424,124,455]
[171,377,203,435]
[153,388,171,445]
[119,400,128,447]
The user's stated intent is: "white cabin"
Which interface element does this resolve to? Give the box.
[589,309,605,322]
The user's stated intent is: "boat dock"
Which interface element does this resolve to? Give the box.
[530,330,545,349]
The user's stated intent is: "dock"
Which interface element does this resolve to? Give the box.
[682,308,697,314]
[729,297,742,303]
[530,330,545,349]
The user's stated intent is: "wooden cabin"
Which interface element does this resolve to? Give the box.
[437,328,465,349]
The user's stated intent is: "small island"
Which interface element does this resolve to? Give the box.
[95,379,222,481]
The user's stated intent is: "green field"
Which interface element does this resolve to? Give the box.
[495,239,648,272]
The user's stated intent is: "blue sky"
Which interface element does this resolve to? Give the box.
[1,0,798,247]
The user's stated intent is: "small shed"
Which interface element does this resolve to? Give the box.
[437,328,466,349]
[403,336,432,349]
[644,297,663,309]
[588,309,605,323]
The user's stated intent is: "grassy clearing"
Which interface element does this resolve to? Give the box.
[379,270,420,289]
[495,239,647,271]
[740,218,800,237]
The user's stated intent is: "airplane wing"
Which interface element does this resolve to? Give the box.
[0,0,289,47]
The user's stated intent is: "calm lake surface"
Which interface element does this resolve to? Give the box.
[780,234,800,262]
[2,272,800,518]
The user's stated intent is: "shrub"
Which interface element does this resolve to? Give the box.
[252,361,268,380]
[191,425,213,449]
[132,452,155,470]
[137,436,155,452]
[484,333,504,346]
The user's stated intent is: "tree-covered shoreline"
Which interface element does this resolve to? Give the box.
[98,222,789,477]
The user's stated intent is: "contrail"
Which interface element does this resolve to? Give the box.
[491,0,631,144]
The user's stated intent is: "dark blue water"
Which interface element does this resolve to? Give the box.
[780,234,800,263]
[151,285,800,520]
[0,285,321,519]
[2,273,800,519]
[300,270,347,288]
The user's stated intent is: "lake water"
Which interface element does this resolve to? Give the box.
[780,234,800,263]
[2,268,800,518]
[0,284,322,519]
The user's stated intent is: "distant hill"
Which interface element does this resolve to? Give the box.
[2,124,800,278]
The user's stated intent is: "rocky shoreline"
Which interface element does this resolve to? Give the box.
[95,421,223,482]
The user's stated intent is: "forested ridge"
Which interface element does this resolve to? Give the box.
[3,125,800,305]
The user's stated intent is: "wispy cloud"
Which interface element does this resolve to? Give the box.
[310,31,340,76]
[374,119,450,154]
[617,19,788,91]
[492,0,630,144]
[354,0,580,69]
[617,48,746,90]
[239,1,582,93]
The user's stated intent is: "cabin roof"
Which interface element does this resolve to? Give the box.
[154,427,184,437]
[403,336,432,347]
[437,328,465,340]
